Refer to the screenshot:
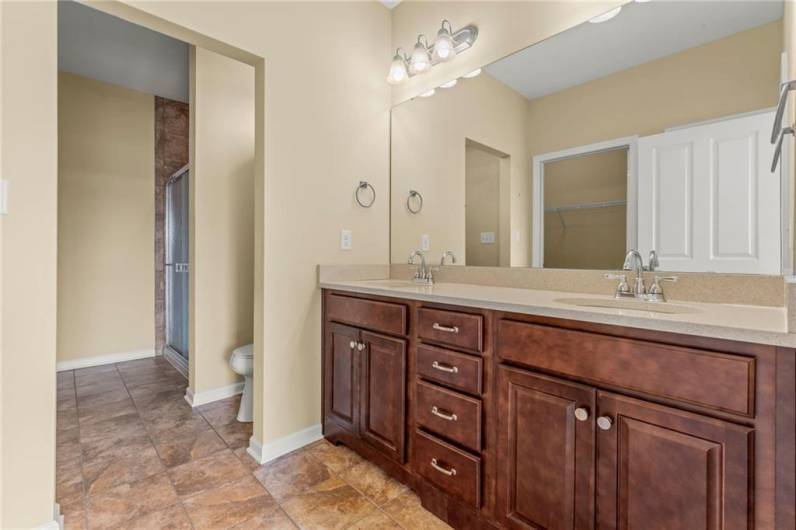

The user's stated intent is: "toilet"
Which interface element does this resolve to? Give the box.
[229,343,253,422]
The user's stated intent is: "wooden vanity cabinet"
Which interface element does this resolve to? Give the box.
[323,294,408,463]
[321,289,796,530]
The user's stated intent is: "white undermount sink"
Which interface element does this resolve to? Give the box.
[360,279,423,289]
[555,297,699,315]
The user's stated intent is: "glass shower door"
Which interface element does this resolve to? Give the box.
[165,168,189,359]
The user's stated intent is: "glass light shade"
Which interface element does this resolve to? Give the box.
[440,79,458,88]
[432,29,457,62]
[387,55,408,85]
[419,89,436,98]
[409,41,431,75]
[462,68,482,79]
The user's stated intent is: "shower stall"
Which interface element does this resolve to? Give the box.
[165,165,190,368]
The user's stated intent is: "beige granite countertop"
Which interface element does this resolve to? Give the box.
[320,279,796,348]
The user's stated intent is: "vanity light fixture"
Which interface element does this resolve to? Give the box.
[387,20,478,85]
[589,6,622,23]
[419,88,436,97]
[462,68,482,79]
[440,79,458,88]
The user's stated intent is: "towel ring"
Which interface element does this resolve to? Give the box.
[355,181,376,208]
[406,190,423,214]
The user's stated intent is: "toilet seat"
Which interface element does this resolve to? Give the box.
[233,343,253,359]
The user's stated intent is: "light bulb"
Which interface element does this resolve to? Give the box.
[462,68,481,79]
[387,51,408,85]
[589,6,622,23]
[440,79,458,88]
[433,21,457,62]
[409,37,431,75]
[419,89,436,98]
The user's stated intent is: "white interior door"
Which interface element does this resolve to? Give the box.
[637,111,780,274]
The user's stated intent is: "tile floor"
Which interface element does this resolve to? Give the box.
[56,356,450,529]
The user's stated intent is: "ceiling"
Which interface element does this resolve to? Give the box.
[485,0,784,101]
[59,0,189,102]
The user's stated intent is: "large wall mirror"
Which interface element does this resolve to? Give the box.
[391,0,787,274]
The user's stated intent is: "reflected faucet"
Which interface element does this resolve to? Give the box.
[408,250,432,285]
[440,251,457,266]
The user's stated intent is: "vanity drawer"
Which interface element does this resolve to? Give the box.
[497,319,755,416]
[413,429,481,508]
[418,308,483,352]
[416,344,483,395]
[415,381,482,452]
[326,293,407,336]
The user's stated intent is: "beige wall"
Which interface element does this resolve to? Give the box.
[110,1,392,448]
[543,149,627,270]
[391,73,529,266]
[1,1,58,527]
[390,1,623,103]
[465,142,505,267]
[190,46,255,394]
[57,72,155,363]
[527,21,782,159]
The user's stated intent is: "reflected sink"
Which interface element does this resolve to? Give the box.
[555,297,699,315]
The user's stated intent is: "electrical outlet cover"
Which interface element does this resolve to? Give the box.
[340,229,352,250]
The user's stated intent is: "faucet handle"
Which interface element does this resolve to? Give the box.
[648,276,678,299]
[604,273,630,295]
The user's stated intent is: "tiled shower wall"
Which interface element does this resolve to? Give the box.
[155,97,189,353]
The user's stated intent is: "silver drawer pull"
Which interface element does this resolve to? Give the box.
[430,458,457,477]
[432,323,459,334]
[431,406,458,422]
[431,361,458,374]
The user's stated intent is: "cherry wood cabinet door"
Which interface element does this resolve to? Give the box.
[324,322,360,434]
[497,366,596,530]
[596,392,753,530]
[360,331,407,463]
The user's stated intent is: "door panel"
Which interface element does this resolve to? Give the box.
[638,111,779,273]
[324,323,360,433]
[360,331,407,463]
[596,392,753,530]
[497,366,596,530]
[165,168,190,358]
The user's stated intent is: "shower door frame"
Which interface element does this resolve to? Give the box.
[164,164,190,376]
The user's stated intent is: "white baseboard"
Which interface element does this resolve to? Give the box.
[36,521,61,530]
[247,423,322,464]
[56,349,155,372]
[184,381,244,408]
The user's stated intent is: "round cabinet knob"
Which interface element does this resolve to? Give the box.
[349,341,357,349]
[597,416,613,431]
[356,343,366,351]
[574,407,590,422]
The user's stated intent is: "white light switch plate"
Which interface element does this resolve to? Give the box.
[421,234,430,251]
[340,229,352,250]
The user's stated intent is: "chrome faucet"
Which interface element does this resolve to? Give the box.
[622,249,646,295]
[408,250,432,285]
[439,251,456,266]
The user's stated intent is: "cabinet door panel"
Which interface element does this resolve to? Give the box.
[324,323,360,433]
[497,366,596,530]
[360,331,407,462]
[596,392,753,530]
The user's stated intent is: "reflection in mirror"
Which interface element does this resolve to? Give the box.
[391,0,785,274]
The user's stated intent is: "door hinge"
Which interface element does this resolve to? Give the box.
[0,179,7,214]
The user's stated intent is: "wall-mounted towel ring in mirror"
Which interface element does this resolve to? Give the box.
[406,190,423,214]
[355,180,376,208]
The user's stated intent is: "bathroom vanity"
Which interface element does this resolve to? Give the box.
[320,281,796,530]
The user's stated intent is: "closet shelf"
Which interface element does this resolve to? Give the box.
[544,199,626,214]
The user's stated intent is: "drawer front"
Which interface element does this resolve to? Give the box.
[413,429,481,508]
[416,344,483,395]
[415,381,482,452]
[326,293,407,336]
[418,308,483,352]
[497,319,755,416]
